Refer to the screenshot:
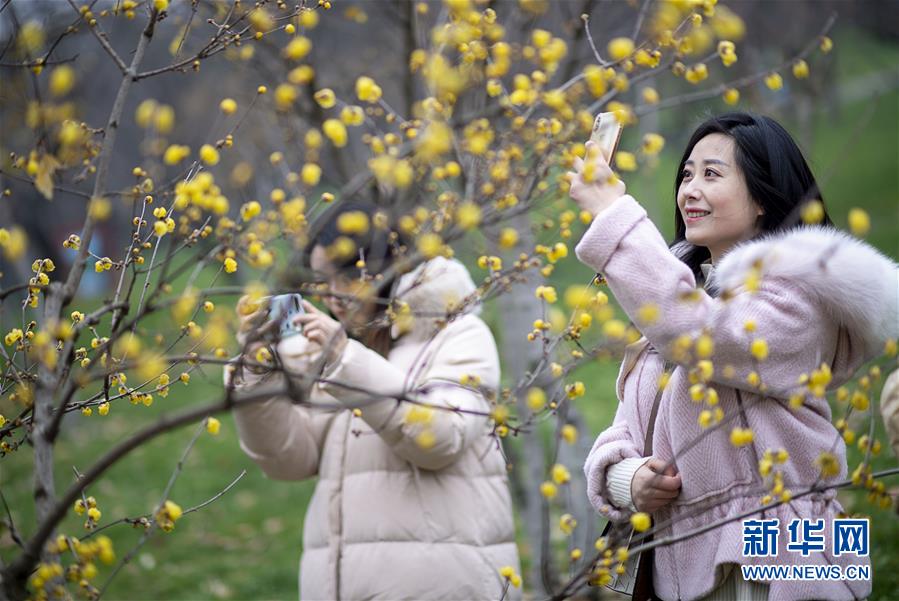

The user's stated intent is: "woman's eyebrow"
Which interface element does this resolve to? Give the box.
[684,158,730,167]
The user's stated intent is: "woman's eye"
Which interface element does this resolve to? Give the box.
[681,169,692,179]
[705,168,719,177]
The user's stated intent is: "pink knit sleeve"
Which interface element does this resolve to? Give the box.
[575,195,833,398]
[584,401,644,522]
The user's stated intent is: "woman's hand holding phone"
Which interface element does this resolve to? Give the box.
[567,141,627,219]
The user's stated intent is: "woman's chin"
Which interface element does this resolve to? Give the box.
[684,230,709,247]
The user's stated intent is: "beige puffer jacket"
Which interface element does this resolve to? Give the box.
[225,257,521,600]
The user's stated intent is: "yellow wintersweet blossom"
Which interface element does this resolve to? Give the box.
[540,481,558,499]
[274,83,298,109]
[561,424,577,444]
[136,353,167,384]
[314,88,336,108]
[819,36,833,53]
[498,228,519,249]
[50,65,75,96]
[240,200,261,221]
[337,211,370,235]
[641,133,665,155]
[154,104,174,133]
[340,105,365,126]
[288,65,315,85]
[499,565,522,588]
[4,328,24,347]
[816,451,839,478]
[416,121,452,160]
[551,463,571,485]
[322,119,347,147]
[723,88,740,105]
[792,59,809,79]
[764,73,783,91]
[455,203,482,230]
[153,220,168,237]
[631,512,651,532]
[565,381,585,399]
[559,513,577,535]
[301,163,322,186]
[415,430,436,449]
[355,76,383,103]
[282,36,311,61]
[800,200,824,224]
[535,285,557,303]
[404,405,434,425]
[206,417,221,435]
[224,257,237,273]
[615,151,637,171]
[417,233,443,259]
[199,144,219,166]
[717,41,737,67]
[163,144,190,165]
[684,63,708,84]
[299,8,319,28]
[730,427,754,447]
[526,387,547,411]
[750,338,768,361]
[607,37,634,60]
[848,208,870,237]
[602,320,627,339]
[636,303,660,325]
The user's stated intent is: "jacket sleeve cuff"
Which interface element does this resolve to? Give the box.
[574,195,647,274]
[606,457,651,512]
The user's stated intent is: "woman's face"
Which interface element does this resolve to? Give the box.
[677,133,763,262]
[309,244,375,332]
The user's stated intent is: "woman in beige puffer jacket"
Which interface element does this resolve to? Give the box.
[224,243,521,600]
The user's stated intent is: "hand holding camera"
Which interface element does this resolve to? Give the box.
[236,293,307,374]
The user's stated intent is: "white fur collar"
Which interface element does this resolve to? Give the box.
[710,226,898,359]
[390,256,481,340]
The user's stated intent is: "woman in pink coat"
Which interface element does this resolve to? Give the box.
[569,113,897,600]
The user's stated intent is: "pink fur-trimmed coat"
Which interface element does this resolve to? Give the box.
[576,195,898,601]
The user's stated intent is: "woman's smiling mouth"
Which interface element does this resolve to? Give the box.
[685,209,712,222]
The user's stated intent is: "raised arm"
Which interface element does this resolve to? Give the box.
[319,314,499,471]
[224,334,336,481]
[575,195,835,397]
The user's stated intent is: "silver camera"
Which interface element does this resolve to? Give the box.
[265,293,305,339]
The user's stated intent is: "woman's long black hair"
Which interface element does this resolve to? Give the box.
[671,112,833,279]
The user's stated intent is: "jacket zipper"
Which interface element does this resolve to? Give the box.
[334,414,352,600]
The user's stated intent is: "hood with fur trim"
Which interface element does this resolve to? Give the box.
[390,256,482,340]
[709,226,898,361]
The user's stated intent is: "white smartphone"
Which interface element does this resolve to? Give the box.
[264,293,305,338]
[589,112,623,162]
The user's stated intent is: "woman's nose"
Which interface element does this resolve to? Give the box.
[682,178,701,200]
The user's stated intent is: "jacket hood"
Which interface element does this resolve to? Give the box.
[710,225,898,361]
[390,256,481,340]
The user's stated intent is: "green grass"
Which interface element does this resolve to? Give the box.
[2,25,898,600]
